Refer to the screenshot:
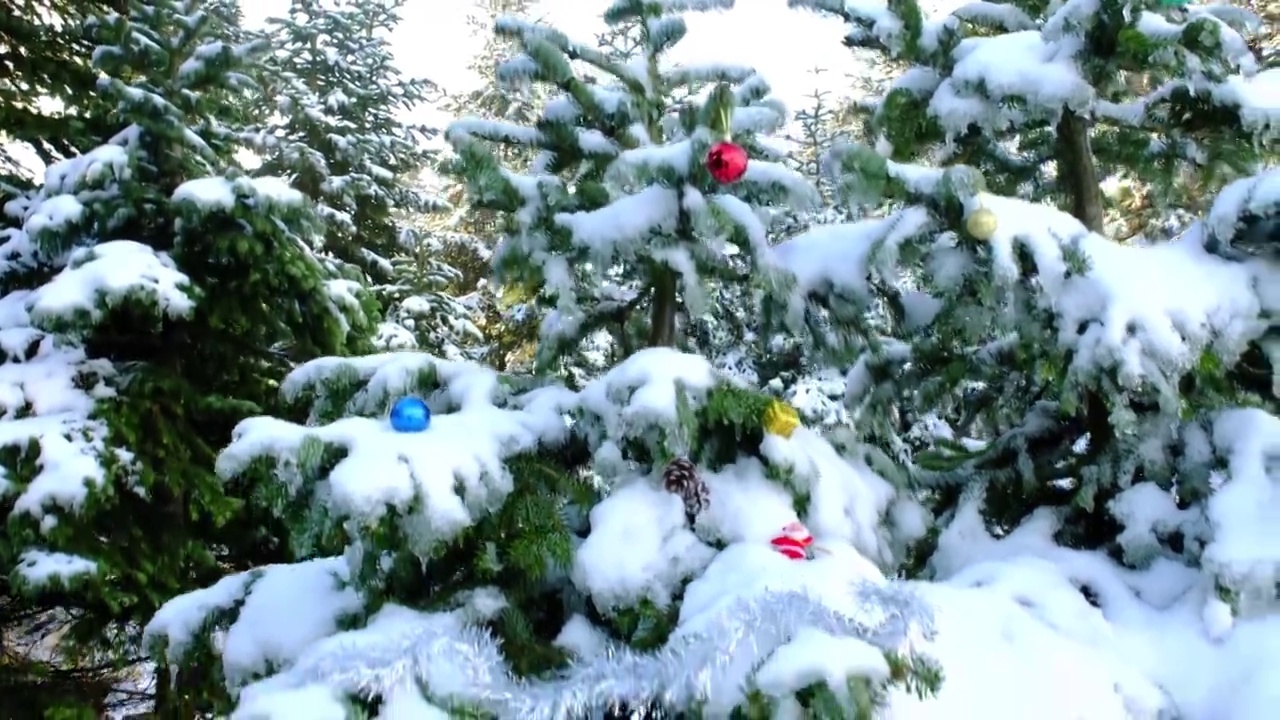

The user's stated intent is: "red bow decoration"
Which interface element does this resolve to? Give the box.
[769,520,814,560]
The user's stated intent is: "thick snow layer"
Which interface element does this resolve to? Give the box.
[217,352,575,548]
[144,557,360,687]
[573,480,717,612]
[979,193,1261,381]
[576,346,719,446]
[754,627,891,700]
[769,188,1265,385]
[230,684,349,720]
[1204,409,1280,614]
[172,175,304,210]
[15,550,97,585]
[27,240,193,323]
[1207,168,1280,248]
[925,500,1280,720]
[892,581,1170,720]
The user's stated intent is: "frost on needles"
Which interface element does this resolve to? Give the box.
[144,345,941,717]
[139,1,946,717]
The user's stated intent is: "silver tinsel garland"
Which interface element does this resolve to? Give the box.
[241,583,934,719]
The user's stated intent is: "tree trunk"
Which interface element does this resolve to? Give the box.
[1054,109,1105,233]
[646,267,677,347]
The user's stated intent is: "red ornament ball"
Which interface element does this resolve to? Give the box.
[705,141,748,184]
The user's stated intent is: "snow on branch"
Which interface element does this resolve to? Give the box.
[494,15,645,94]
[0,289,115,584]
[144,557,361,687]
[445,118,545,148]
[949,2,1037,32]
[771,173,1266,389]
[27,241,193,326]
[217,353,575,548]
[1202,168,1280,262]
[663,63,756,89]
[606,0,736,15]
[172,175,306,212]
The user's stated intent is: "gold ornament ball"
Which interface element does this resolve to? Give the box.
[965,207,998,240]
[763,399,801,439]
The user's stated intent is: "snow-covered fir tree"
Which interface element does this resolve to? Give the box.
[770,3,1280,707]
[138,2,964,717]
[248,0,438,278]
[0,0,374,714]
[768,139,1280,716]
[376,224,484,358]
[448,0,822,383]
[245,0,478,356]
[792,0,1278,241]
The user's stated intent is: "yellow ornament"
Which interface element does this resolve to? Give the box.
[965,207,998,240]
[762,399,801,439]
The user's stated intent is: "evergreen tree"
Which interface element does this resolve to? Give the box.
[0,0,121,176]
[0,0,129,710]
[246,0,441,285]
[782,0,1280,636]
[247,0,482,358]
[142,3,942,716]
[790,68,841,185]
[791,0,1276,240]
[446,0,545,178]
[376,224,485,359]
[432,0,548,372]
[449,0,820,376]
[0,0,371,714]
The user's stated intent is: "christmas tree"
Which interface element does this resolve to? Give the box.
[765,144,1280,715]
[0,0,371,713]
[772,0,1280,703]
[780,0,1280,574]
[140,2,948,716]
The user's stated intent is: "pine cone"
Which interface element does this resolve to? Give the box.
[662,457,709,525]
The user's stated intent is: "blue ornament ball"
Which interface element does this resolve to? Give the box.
[389,396,431,433]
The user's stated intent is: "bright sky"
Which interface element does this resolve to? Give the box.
[240,0,868,119]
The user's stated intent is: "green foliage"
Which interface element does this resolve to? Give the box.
[248,0,442,284]
[448,3,813,374]
[797,0,1271,238]
[792,141,1270,567]
[222,354,601,681]
[688,383,774,467]
[729,649,942,719]
[0,1,378,713]
[0,0,125,176]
